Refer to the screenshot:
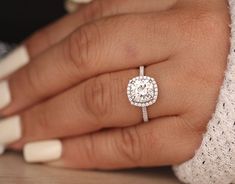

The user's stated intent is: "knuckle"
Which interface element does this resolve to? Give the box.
[65,24,101,73]
[82,74,114,126]
[116,127,143,165]
[24,68,37,94]
[65,28,91,71]
[80,134,97,165]
[20,66,43,98]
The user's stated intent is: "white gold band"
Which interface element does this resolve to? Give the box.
[142,106,149,122]
[139,66,149,122]
[139,66,145,76]
[127,66,158,123]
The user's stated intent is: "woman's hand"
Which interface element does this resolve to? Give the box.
[0,0,230,169]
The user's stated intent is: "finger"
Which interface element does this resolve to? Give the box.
[0,0,177,80]
[1,11,183,115]
[26,0,177,58]
[4,61,192,149]
[23,116,202,168]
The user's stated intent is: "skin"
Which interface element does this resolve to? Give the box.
[0,0,231,169]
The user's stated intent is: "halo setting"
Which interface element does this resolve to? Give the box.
[127,76,158,107]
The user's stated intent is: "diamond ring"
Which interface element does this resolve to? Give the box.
[127,66,158,122]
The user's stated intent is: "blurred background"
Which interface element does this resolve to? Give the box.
[0,0,66,43]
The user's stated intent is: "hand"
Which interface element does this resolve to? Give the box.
[0,0,230,169]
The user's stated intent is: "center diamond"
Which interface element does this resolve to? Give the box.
[127,76,158,107]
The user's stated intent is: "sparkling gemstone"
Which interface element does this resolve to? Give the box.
[127,76,158,107]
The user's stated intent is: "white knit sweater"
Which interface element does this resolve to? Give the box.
[68,0,235,183]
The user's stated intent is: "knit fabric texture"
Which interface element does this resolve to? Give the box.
[173,0,235,183]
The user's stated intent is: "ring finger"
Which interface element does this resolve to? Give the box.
[1,61,190,149]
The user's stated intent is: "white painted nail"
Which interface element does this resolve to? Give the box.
[0,116,22,145]
[24,140,62,163]
[0,145,5,155]
[65,0,92,13]
[0,80,11,110]
[0,45,29,79]
[65,1,79,13]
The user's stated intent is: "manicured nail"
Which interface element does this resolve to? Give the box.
[0,80,11,110]
[0,145,5,155]
[24,140,62,163]
[0,116,22,145]
[65,0,93,13]
[0,45,29,79]
[65,0,79,13]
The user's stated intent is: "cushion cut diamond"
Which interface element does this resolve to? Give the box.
[127,76,158,107]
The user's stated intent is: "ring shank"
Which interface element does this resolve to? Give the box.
[140,66,149,122]
[139,66,144,76]
[142,106,149,122]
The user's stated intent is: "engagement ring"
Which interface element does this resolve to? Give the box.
[127,66,158,122]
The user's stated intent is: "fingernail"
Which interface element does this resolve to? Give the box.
[0,80,11,110]
[0,116,22,145]
[0,145,5,155]
[24,140,62,163]
[0,45,29,79]
[65,0,93,12]
[65,0,80,13]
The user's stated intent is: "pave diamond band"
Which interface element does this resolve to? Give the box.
[127,66,158,122]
